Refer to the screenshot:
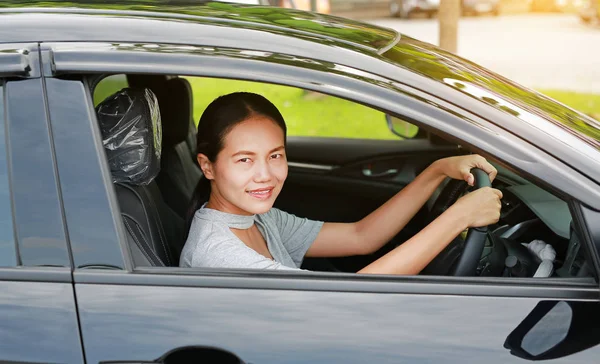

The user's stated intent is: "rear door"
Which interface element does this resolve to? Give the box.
[0,44,83,364]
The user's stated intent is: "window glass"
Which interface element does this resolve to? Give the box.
[93,74,129,107]
[0,82,17,267]
[185,77,416,140]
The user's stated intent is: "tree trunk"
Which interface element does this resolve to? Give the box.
[438,0,461,53]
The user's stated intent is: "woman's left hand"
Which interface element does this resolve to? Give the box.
[435,154,497,186]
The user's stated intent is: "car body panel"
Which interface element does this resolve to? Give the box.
[74,271,600,364]
[0,1,397,53]
[4,77,72,267]
[0,270,84,364]
[0,80,16,267]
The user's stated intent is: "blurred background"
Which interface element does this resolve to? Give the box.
[230,0,600,122]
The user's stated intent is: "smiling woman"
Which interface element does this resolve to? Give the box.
[176,88,503,275]
[180,92,324,270]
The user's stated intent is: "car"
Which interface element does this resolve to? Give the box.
[462,0,500,16]
[279,0,331,13]
[389,0,439,18]
[579,0,600,23]
[529,0,586,12]
[1,1,600,363]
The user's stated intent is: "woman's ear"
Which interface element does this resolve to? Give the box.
[197,154,214,180]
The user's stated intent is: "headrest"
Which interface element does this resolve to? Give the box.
[158,78,194,147]
[96,88,162,185]
[127,75,193,148]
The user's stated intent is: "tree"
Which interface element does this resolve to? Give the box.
[438,0,460,53]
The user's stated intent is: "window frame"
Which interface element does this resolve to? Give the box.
[0,79,18,268]
[46,41,600,296]
[43,76,130,271]
[0,42,74,275]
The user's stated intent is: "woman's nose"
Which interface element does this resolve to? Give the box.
[254,160,272,182]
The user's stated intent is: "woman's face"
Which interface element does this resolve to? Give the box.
[200,115,288,215]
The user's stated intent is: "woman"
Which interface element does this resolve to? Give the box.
[179,92,503,274]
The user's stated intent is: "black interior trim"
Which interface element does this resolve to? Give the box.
[286,136,459,165]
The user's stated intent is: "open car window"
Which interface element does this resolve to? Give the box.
[184,77,417,140]
[93,74,129,107]
[86,73,595,281]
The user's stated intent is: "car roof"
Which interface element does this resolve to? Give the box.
[2,1,600,182]
[0,0,399,54]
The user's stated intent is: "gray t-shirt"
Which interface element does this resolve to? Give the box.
[180,206,323,270]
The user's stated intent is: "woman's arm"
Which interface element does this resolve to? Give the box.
[306,161,446,257]
[358,187,502,275]
[305,155,498,258]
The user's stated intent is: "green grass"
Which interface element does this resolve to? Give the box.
[537,89,600,120]
[184,77,397,139]
[93,76,600,140]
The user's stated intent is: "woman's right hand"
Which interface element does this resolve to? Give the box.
[448,187,503,229]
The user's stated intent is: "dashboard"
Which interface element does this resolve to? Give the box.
[478,177,590,278]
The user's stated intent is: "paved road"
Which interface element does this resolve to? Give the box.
[370,14,600,93]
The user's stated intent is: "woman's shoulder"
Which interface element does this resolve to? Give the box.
[258,207,289,220]
[259,207,309,226]
[180,213,238,267]
[187,211,231,245]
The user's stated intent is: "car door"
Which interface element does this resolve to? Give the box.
[0,44,84,364]
[43,43,600,364]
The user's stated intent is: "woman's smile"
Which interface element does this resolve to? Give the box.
[247,187,274,200]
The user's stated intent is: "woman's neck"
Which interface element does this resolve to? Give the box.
[205,194,253,216]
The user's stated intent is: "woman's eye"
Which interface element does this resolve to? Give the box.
[271,153,283,159]
[238,158,251,163]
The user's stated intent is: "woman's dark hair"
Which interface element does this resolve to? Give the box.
[186,92,287,230]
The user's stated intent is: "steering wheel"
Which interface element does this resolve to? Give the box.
[422,168,491,276]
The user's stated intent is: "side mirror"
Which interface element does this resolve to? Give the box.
[385,114,420,139]
[504,300,600,360]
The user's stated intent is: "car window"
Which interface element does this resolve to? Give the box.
[93,74,129,107]
[0,81,17,267]
[185,77,417,140]
[87,73,593,281]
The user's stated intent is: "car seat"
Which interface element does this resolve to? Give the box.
[127,75,202,219]
[96,87,184,267]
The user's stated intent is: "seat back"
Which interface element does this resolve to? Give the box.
[96,87,184,267]
[153,78,203,219]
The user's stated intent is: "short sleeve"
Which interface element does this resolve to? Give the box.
[264,208,323,266]
[191,238,300,271]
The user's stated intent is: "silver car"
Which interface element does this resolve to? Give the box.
[389,0,440,18]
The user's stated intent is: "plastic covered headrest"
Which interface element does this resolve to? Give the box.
[96,88,162,185]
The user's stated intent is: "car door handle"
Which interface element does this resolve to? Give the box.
[362,167,398,178]
[100,345,247,364]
